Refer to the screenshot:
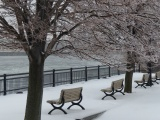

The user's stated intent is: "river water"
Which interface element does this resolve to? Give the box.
[0,55,101,74]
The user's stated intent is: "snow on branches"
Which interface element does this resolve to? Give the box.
[0,0,160,66]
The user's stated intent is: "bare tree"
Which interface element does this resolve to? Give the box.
[81,0,160,92]
[0,0,109,120]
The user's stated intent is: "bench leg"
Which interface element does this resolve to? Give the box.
[102,92,116,100]
[48,107,67,114]
[135,83,146,88]
[152,80,159,84]
[142,85,146,88]
[48,102,67,114]
[48,109,54,114]
[67,103,85,110]
[135,85,139,88]
[67,95,85,110]
[111,95,116,100]
[119,91,125,95]
[115,87,125,95]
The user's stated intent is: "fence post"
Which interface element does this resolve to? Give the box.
[109,66,111,77]
[85,66,87,81]
[117,66,120,75]
[3,74,6,95]
[133,64,136,72]
[70,68,73,84]
[98,65,100,79]
[52,69,55,87]
[138,64,140,72]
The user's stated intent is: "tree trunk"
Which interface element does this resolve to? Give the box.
[146,62,153,86]
[124,63,134,93]
[24,59,44,120]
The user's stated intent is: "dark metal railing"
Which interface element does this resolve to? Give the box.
[0,64,140,96]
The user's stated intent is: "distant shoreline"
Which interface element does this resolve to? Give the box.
[0,52,26,56]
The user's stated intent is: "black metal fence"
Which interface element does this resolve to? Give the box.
[0,64,140,96]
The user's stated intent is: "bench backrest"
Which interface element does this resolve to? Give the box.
[111,79,124,90]
[58,87,82,103]
[156,71,160,78]
[143,74,149,82]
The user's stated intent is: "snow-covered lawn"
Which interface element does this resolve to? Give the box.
[0,73,159,120]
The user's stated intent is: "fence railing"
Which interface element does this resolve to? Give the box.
[0,64,140,96]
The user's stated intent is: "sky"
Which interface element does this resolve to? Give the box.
[0,72,159,120]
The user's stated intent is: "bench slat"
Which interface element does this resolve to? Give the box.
[62,87,82,103]
[112,79,124,90]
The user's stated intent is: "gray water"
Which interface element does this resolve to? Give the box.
[0,55,101,74]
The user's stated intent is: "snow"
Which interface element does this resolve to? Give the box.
[0,73,159,120]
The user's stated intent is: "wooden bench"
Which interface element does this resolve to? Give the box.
[152,71,160,84]
[134,74,149,88]
[101,79,125,100]
[47,87,85,114]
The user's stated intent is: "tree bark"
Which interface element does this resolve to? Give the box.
[146,62,153,86]
[24,59,44,120]
[124,63,134,93]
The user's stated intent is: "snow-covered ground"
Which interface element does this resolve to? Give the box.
[0,73,159,120]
